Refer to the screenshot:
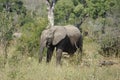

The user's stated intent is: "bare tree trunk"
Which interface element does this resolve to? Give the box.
[46,0,56,28]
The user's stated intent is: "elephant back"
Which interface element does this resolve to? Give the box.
[64,25,81,45]
[52,26,67,45]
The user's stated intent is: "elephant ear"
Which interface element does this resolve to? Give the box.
[40,29,48,47]
[52,26,66,45]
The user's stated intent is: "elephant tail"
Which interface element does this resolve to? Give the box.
[80,35,83,51]
[75,42,79,49]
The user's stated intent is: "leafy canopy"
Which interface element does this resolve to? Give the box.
[54,0,115,25]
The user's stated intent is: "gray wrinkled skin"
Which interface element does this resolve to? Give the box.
[39,25,83,65]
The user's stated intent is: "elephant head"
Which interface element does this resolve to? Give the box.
[39,26,67,62]
[46,26,67,45]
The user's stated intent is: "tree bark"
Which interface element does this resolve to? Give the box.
[46,0,56,28]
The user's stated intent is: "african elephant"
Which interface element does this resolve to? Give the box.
[39,25,83,65]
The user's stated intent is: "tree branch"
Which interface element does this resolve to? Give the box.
[75,14,88,28]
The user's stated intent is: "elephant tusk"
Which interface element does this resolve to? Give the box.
[75,42,79,49]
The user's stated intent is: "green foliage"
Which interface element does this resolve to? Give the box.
[54,0,115,25]
[98,26,120,57]
[86,0,114,19]
[55,0,74,25]
[17,17,47,56]
[0,0,27,66]
[0,0,48,58]
[0,0,27,44]
[0,11,14,46]
[74,4,84,16]
[96,0,120,57]
[0,0,26,16]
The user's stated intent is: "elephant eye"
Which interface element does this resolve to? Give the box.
[47,37,50,40]
[47,37,51,42]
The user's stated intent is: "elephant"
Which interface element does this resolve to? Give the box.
[39,25,83,65]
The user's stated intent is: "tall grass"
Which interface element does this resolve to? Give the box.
[0,57,119,80]
[0,38,120,80]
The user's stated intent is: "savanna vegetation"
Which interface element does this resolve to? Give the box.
[0,0,120,80]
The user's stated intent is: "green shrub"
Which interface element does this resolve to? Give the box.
[98,27,120,57]
[17,17,47,57]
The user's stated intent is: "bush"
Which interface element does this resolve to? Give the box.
[17,17,47,57]
[98,26,120,57]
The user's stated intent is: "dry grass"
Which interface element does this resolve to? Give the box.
[0,38,120,80]
[0,57,119,80]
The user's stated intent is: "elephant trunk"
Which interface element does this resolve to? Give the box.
[39,46,44,63]
[39,47,43,62]
[39,29,48,63]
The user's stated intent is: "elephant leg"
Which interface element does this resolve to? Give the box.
[77,36,83,64]
[39,47,44,63]
[46,47,54,63]
[56,48,63,65]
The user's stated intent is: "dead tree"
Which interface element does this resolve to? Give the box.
[46,0,57,28]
